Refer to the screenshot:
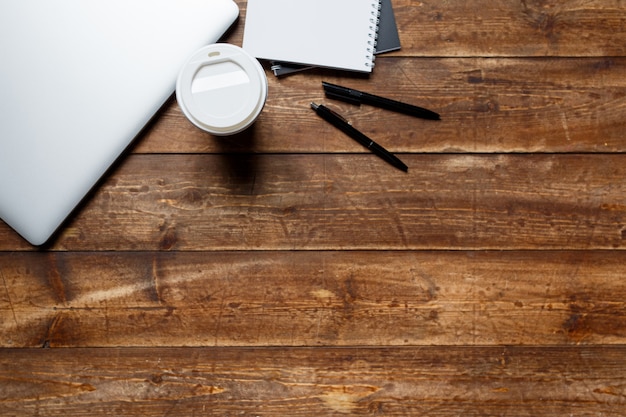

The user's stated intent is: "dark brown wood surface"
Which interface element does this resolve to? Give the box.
[2,1,626,415]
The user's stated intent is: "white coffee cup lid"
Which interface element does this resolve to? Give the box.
[176,43,267,135]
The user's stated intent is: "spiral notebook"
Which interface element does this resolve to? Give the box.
[243,0,382,73]
[269,0,400,77]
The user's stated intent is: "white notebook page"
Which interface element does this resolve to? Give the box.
[243,0,381,73]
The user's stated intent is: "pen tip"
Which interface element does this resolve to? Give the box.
[310,102,319,110]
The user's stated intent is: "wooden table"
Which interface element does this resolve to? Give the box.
[2,1,626,415]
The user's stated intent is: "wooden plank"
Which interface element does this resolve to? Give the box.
[2,251,625,347]
[2,153,623,251]
[138,57,626,154]
[1,346,625,416]
[392,0,626,57]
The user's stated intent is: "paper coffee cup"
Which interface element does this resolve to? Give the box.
[176,43,267,135]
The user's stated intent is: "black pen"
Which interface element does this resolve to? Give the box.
[311,103,408,172]
[323,81,440,120]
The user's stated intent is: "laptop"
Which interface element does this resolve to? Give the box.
[0,0,239,245]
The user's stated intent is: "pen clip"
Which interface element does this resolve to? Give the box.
[325,106,351,125]
[323,82,363,106]
[311,102,351,125]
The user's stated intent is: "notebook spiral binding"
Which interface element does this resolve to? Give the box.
[365,0,382,69]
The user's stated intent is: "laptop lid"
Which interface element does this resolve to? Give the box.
[0,0,239,246]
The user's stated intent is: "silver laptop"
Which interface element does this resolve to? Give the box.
[0,0,239,245]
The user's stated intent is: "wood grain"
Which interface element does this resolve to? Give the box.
[1,346,625,416]
[392,0,626,57]
[3,153,624,251]
[2,251,625,348]
[138,57,626,154]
